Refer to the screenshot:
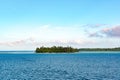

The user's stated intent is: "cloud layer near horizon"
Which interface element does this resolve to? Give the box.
[0,38,97,50]
[0,24,120,50]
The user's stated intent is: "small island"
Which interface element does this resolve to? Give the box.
[35,46,79,53]
[35,46,120,53]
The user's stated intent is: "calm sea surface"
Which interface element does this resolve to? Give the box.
[0,51,120,80]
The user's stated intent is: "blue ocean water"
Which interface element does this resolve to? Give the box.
[0,51,120,80]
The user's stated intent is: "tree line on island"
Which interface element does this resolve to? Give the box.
[35,46,79,53]
[79,47,120,51]
[35,46,120,53]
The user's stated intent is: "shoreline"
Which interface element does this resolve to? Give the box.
[0,51,120,54]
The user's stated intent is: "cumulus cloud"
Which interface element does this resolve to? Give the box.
[89,32,103,37]
[102,25,120,37]
[0,38,35,46]
[89,25,120,38]
[0,37,97,49]
[81,24,107,28]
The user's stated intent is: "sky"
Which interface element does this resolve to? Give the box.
[0,0,120,50]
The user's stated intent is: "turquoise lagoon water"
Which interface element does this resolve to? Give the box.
[0,51,120,80]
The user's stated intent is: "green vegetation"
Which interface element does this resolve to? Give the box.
[79,47,120,51]
[35,46,120,53]
[35,46,79,53]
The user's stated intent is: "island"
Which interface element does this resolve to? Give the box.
[35,46,120,53]
[79,47,120,51]
[35,46,79,53]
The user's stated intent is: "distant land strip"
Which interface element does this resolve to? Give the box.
[35,46,120,53]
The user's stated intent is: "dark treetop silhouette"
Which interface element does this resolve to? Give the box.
[35,46,120,53]
[35,46,79,53]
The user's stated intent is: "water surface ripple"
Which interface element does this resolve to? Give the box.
[0,52,120,80]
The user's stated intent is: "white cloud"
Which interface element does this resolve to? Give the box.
[0,37,98,50]
[89,25,120,38]
[0,24,120,50]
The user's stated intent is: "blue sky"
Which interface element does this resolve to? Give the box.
[0,0,120,50]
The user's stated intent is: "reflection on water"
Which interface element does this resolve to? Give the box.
[0,52,120,80]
